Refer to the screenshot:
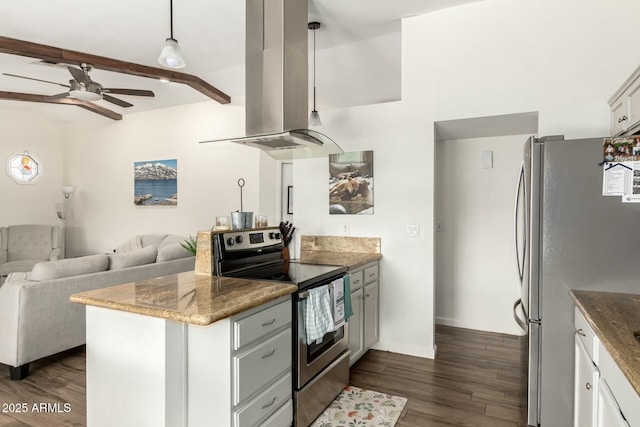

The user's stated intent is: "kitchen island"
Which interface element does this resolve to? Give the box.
[71,271,297,427]
[570,290,640,426]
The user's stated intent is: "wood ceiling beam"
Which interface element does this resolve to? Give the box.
[0,91,122,120]
[0,36,231,104]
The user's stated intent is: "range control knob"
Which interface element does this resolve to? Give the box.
[269,232,281,240]
[226,237,235,246]
[235,235,244,244]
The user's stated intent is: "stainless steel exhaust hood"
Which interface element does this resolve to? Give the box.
[200,0,342,161]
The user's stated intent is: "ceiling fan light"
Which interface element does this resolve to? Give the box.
[309,110,322,126]
[69,89,102,102]
[158,38,186,69]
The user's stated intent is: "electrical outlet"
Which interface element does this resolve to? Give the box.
[342,223,350,235]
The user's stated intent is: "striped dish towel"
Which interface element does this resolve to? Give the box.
[304,285,334,343]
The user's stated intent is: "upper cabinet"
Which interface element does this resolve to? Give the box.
[609,65,640,136]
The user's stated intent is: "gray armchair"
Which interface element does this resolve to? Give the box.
[0,225,61,276]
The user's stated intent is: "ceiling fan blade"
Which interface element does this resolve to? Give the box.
[67,66,91,84]
[0,90,122,120]
[49,92,69,98]
[102,88,155,97]
[2,73,70,88]
[102,93,133,108]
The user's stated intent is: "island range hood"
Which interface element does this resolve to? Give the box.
[201,0,342,161]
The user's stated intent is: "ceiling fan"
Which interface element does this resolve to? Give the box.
[3,63,155,108]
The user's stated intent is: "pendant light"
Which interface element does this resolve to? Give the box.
[158,0,186,69]
[308,22,321,126]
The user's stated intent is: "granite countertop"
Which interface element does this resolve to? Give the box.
[298,235,381,269]
[71,271,297,326]
[297,250,382,270]
[570,290,640,395]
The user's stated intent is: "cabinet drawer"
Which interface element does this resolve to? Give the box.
[575,307,598,363]
[234,329,292,405]
[234,373,292,427]
[350,270,364,291]
[234,300,291,350]
[259,399,293,427]
[364,264,378,284]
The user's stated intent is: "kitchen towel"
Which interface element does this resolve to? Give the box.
[332,277,345,329]
[344,274,353,321]
[304,285,334,343]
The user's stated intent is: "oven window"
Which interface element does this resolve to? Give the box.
[307,325,344,363]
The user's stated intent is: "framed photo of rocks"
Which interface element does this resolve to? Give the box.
[329,150,373,215]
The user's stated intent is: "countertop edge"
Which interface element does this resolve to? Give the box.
[570,290,640,396]
[71,284,298,326]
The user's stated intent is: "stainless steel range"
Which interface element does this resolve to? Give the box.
[211,227,350,427]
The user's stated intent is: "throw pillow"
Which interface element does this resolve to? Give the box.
[108,245,157,270]
[115,235,143,254]
[30,254,109,281]
[140,234,168,249]
[156,242,193,263]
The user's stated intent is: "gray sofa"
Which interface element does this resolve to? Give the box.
[0,234,195,380]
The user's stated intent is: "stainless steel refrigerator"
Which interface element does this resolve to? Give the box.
[513,135,640,426]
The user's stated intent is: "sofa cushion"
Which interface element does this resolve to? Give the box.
[156,242,193,263]
[5,271,30,282]
[0,259,42,276]
[108,246,157,270]
[30,254,109,281]
[141,234,169,249]
[115,235,143,254]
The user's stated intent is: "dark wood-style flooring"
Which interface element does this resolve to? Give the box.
[0,325,527,426]
[350,325,528,426]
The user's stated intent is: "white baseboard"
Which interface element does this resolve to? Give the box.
[435,316,525,336]
[372,340,436,359]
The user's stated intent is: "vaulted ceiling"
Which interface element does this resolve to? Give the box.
[0,0,480,122]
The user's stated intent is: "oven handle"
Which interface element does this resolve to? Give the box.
[298,281,337,300]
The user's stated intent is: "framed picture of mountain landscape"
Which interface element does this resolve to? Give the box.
[134,159,177,206]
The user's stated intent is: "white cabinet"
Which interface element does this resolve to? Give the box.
[189,296,293,427]
[348,288,365,363]
[348,261,379,366]
[574,336,598,427]
[573,308,636,427]
[597,379,630,427]
[364,282,379,349]
[609,65,640,136]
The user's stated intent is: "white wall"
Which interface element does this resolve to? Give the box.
[292,0,640,358]
[63,99,278,256]
[0,109,65,226]
[435,134,528,335]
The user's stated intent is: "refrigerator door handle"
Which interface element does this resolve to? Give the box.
[513,298,528,332]
[514,161,526,282]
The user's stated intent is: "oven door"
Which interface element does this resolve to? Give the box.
[296,282,349,389]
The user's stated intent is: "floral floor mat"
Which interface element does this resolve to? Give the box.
[311,385,408,427]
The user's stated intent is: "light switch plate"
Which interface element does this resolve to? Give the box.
[482,150,493,169]
[406,224,420,237]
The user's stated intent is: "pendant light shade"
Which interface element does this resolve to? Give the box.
[308,22,321,126]
[158,38,185,69]
[158,0,186,69]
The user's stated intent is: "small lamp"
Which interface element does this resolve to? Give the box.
[63,186,75,199]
